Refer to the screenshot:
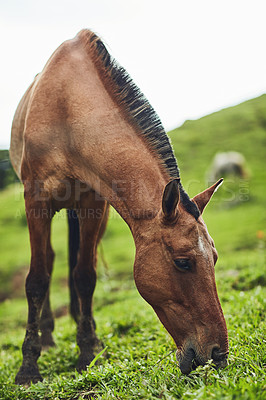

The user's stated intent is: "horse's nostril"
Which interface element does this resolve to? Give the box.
[211,347,228,362]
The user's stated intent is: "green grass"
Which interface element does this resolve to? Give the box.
[0,95,265,399]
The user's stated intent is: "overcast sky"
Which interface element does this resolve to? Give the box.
[1,0,266,148]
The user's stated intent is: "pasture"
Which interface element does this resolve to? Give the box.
[0,95,265,399]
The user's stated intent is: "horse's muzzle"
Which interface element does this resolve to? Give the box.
[176,346,228,374]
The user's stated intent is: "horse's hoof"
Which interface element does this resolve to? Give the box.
[15,366,43,385]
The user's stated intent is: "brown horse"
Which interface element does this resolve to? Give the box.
[10,29,228,385]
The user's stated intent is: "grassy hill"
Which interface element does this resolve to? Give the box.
[0,95,265,399]
[169,94,266,261]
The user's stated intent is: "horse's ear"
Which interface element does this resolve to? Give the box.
[162,178,180,220]
[192,178,223,214]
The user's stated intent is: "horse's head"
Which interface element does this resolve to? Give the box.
[134,178,228,374]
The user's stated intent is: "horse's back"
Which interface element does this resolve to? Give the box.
[9,31,96,182]
[10,30,136,196]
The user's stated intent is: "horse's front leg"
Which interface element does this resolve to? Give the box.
[15,194,52,385]
[74,194,107,372]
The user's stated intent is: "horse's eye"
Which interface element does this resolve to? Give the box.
[174,258,192,271]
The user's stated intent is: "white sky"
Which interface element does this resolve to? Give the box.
[1,0,266,148]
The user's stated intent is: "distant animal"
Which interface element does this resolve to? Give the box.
[206,151,248,184]
[10,29,228,385]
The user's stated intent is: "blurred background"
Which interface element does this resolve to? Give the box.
[0,1,265,396]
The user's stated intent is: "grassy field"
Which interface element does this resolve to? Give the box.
[0,95,265,399]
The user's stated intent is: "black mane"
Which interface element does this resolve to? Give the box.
[88,32,200,220]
